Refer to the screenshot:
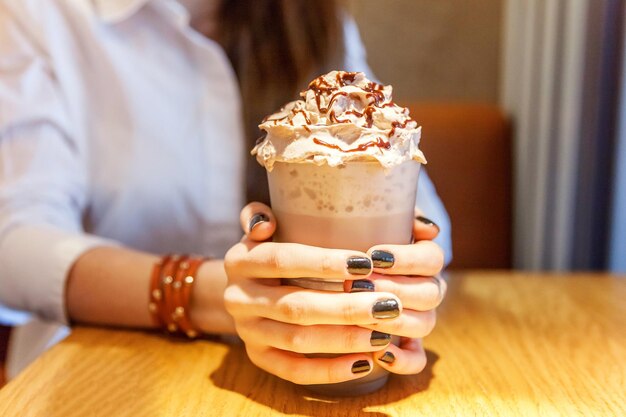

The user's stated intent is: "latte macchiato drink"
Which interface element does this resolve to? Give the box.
[253,71,426,396]
[268,161,420,254]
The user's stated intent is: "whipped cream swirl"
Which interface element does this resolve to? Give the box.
[252,71,426,170]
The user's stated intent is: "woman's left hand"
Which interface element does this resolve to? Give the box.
[358,213,446,374]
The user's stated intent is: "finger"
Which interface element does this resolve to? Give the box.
[359,309,436,339]
[224,280,402,325]
[368,273,444,311]
[227,240,372,280]
[236,318,392,354]
[374,337,427,375]
[436,274,448,299]
[413,215,440,241]
[368,241,444,276]
[240,202,276,242]
[413,209,439,242]
[246,345,373,385]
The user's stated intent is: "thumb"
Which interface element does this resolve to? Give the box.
[413,209,440,242]
[240,202,277,242]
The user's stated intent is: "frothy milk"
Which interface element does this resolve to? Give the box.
[269,161,419,250]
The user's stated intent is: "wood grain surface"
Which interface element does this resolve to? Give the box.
[0,271,624,417]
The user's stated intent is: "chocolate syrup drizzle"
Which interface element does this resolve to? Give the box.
[329,106,377,128]
[389,120,412,137]
[260,72,417,152]
[313,137,391,153]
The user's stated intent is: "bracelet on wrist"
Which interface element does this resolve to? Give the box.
[149,254,206,339]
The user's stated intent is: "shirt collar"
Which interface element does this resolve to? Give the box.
[93,0,190,26]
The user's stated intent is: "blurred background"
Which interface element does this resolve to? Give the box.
[347,0,501,103]
[346,0,625,273]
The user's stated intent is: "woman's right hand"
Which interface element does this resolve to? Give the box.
[223,202,403,385]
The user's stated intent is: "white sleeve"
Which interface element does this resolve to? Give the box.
[416,170,453,265]
[341,14,453,265]
[0,3,116,325]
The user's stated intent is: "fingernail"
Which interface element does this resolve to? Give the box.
[372,298,400,319]
[350,279,375,293]
[370,331,391,346]
[416,215,440,231]
[249,213,269,232]
[351,359,371,374]
[378,351,396,364]
[346,256,372,275]
[371,250,394,268]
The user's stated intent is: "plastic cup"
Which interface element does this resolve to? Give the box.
[266,159,421,396]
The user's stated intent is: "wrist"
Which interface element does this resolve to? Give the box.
[189,259,237,335]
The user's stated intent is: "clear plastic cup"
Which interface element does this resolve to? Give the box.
[267,160,421,396]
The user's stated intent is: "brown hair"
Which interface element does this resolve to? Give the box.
[215,0,345,204]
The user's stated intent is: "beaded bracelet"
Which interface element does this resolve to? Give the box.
[172,257,205,339]
[148,254,170,327]
[149,254,206,339]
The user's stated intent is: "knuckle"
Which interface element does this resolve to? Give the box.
[326,362,344,383]
[233,321,254,342]
[285,327,310,352]
[321,254,335,276]
[222,286,240,314]
[270,248,289,277]
[417,310,437,337]
[419,241,444,275]
[404,254,420,272]
[342,301,360,323]
[420,281,442,310]
[342,328,360,351]
[277,299,306,324]
[428,245,445,274]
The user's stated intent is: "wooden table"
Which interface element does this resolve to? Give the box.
[1,272,624,416]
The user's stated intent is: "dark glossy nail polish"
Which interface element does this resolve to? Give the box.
[350,279,375,293]
[416,215,440,231]
[378,351,396,364]
[371,250,394,268]
[351,360,371,374]
[249,213,269,232]
[370,331,392,346]
[347,256,372,275]
[372,298,400,319]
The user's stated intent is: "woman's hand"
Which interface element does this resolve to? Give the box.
[224,202,404,385]
[362,211,446,374]
[224,203,446,384]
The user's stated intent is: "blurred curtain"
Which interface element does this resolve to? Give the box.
[501,0,624,270]
[609,12,626,273]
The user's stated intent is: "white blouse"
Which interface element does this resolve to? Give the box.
[0,0,451,338]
